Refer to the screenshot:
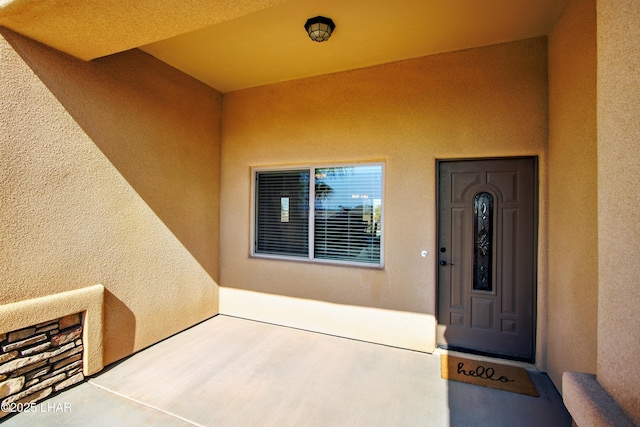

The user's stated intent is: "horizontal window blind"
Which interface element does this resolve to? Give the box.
[254,164,383,266]
[314,165,382,264]
[255,170,309,257]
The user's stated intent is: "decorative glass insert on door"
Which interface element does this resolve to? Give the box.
[473,192,493,291]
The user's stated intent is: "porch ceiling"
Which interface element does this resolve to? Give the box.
[0,0,568,92]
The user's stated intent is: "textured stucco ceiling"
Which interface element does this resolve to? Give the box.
[0,0,569,92]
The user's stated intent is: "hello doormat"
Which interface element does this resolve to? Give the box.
[440,354,539,397]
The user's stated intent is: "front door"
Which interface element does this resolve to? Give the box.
[437,158,537,362]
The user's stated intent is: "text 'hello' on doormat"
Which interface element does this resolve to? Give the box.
[440,354,539,397]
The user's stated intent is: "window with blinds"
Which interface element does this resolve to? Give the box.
[253,164,383,267]
[255,170,310,257]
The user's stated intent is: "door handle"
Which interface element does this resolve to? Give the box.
[439,260,454,266]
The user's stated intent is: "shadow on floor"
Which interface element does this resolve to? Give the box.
[2,315,571,427]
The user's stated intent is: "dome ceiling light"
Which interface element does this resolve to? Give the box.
[304,16,336,42]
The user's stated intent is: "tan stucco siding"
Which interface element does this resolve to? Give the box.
[0,29,222,366]
[597,0,640,423]
[220,38,549,353]
[0,0,290,60]
[547,0,598,392]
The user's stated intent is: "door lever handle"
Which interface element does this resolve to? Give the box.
[439,260,454,266]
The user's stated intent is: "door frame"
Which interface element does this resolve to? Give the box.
[435,156,539,363]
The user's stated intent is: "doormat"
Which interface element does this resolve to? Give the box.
[440,354,539,397]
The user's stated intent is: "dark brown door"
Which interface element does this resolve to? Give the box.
[437,158,537,362]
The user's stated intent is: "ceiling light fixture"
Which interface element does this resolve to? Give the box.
[304,16,335,42]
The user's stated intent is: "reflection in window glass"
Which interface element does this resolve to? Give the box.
[280,197,290,223]
[314,166,382,264]
[254,164,383,267]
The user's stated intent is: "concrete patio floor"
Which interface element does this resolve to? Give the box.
[2,315,572,426]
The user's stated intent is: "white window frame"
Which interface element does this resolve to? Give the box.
[250,162,384,268]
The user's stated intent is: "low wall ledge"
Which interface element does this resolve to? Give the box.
[563,371,636,427]
[0,285,104,375]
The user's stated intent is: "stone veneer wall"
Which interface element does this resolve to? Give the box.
[0,313,84,418]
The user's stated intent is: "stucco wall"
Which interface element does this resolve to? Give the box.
[597,0,640,423]
[0,29,222,366]
[0,0,290,60]
[546,0,598,392]
[220,38,549,354]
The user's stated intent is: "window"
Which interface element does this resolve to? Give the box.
[253,164,383,267]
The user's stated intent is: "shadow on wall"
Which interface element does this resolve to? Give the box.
[103,290,136,362]
[0,27,222,282]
